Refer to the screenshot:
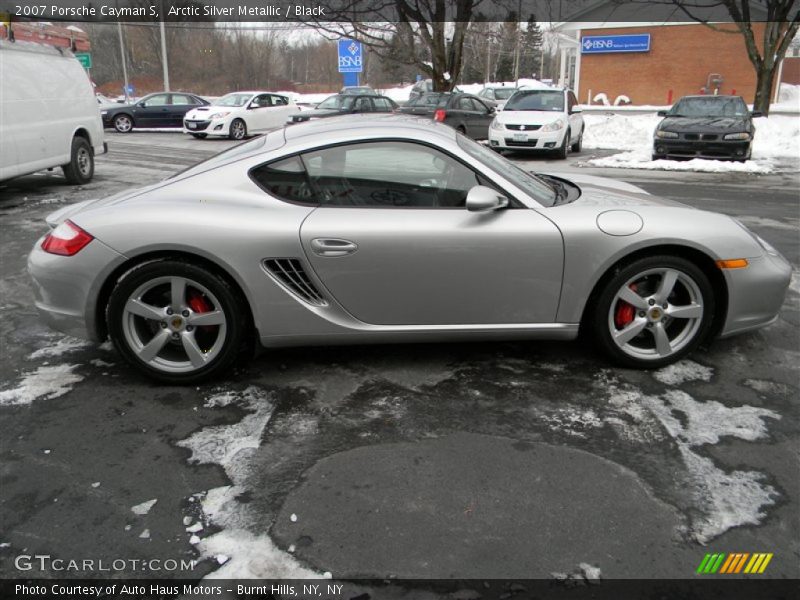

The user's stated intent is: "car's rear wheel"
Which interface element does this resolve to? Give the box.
[190,133,207,139]
[107,260,247,383]
[61,136,94,184]
[114,114,133,133]
[229,118,247,140]
[591,255,714,368]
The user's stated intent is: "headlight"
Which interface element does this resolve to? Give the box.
[655,130,678,139]
[723,132,751,141]
[541,119,565,132]
[490,119,504,131]
[209,111,231,120]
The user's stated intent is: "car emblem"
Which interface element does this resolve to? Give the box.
[520,125,526,131]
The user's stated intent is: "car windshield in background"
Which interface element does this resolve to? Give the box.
[214,93,252,107]
[455,134,557,207]
[669,97,749,117]
[492,88,516,100]
[317,95,354,110]
[408,93,447,107]
[504,90,564,112]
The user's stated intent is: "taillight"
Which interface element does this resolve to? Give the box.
[41,220,94,256]
[434,109,446,122]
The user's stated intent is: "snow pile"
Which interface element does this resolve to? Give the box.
[582,112,799,172]
[131,498,158,515]
[653,360,713,386]
[0,365,84,406]
[178,386,320,578]
[29,336,90,359]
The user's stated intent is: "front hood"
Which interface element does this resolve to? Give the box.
[496,110,563,126]
[659,116,749,132]
[295,109,341,120]
[542,172,690,208]
[185,106,231,120]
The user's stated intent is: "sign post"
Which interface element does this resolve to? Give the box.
[337,39,363,88]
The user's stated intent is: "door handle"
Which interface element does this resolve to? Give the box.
[310,238,358,257]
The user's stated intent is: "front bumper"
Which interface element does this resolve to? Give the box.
[28,236,126,342]
[720,252,792,337]
[653,137,752,160]
[488,127,565,150]
[183,117,230,136]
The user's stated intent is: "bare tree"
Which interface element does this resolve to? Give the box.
[656,1,799,113]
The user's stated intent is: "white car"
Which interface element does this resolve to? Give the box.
[488,88,584,158]
[183,91,300,140]
[476,85,518,110]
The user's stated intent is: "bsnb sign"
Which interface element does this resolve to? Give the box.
[581,34,651,54]
[338,39,363,73]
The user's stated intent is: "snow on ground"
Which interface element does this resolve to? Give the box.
[582,112,799,173]
[131,498,158,515]
[774,83,800,111]
[28,336,90,359]
[597,371,780,543]
[177,386,320,578]
[0,365,84,406]
[652,360,713,386]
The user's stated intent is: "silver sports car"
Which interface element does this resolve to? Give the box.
[28,115,791,382]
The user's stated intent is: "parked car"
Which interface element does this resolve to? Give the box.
[488,88,584,158]
[288,94,397,123]
[183,91,300,140]
[476,85,518,110]
[340,86,376,95]
[397,92,495,140]
[28,116,790,382]
[0,37,106,184]
[652,95,760,161]
[102,92,209,133]
[409,79,462,101]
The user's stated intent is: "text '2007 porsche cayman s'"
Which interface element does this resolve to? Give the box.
[28,115,791,382]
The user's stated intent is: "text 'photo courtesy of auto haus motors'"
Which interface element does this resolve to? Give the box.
[1,11,800,593]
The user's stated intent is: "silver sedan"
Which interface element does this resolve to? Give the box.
[28,115,791,382]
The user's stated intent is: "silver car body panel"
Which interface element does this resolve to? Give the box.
[27,116,791,348]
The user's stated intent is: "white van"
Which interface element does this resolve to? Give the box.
[0,38,106,184]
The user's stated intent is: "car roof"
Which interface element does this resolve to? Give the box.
[283,114,457,142]
[677,95,742,99]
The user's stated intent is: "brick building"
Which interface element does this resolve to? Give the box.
[554,2,790,105]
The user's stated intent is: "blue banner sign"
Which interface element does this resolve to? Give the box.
[581,33,651,54]
[338,39,363,73]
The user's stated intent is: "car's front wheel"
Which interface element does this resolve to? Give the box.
[571,127,583,153]
[229,118,247,140]
[591,255,715,368]
[107,260,247,383]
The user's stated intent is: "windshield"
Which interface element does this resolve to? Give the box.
[317,95,354,110]
[456,135,557,207]
[504,90,564,112]
[669,96,748,117]
[492,88,516,100]
[407,93,447,107]
[214,93,253,107]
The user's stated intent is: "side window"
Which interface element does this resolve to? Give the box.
[170,94,193,106]
[253,94,270,107]
[271,94,288,106]
[353,97,372,112]
[250,156,315,205]
[301,141,481,208]
[373,98,393,111]
[143,94,169,107]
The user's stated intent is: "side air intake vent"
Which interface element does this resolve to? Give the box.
[264,258,327,306]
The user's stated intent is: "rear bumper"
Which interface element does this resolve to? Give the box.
[720,252,792,337]
[653,138,751,160]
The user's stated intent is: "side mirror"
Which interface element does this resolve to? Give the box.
[657,110,668,117]
[751,111,763,118]
[137,101,146,107]
[570,107,582,114]
[488,106,496,115]
[466,185,508,212]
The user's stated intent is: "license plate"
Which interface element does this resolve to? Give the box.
[513,133,528,142]
[186,122,196,129]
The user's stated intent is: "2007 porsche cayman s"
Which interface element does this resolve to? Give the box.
[28,115,791,382]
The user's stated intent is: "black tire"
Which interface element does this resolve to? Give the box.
[190,133,208,139]
[61,136,94,184]
[570,127,583,153]
[456,125,467,135]
[590,255,715,369]
[113,113,134,133]
[229,118,247,140]
[652,154,666,161]
[555,129,570,160]
[107,259,248,383]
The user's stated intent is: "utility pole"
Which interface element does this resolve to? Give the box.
[117,22,130,102]
[159,1,170,91]
[512,0,522,82]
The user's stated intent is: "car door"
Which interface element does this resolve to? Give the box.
[293,140,564,325]
[133,93,170,127]
[469,97,495,140]
[244,94,271,131]
[169,94,200,127]
[372,97,395,113]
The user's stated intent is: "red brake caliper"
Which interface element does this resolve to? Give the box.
[187,290,214,334]
[614,284,638,329]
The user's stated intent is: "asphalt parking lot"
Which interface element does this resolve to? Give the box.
[1,131,798,587]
